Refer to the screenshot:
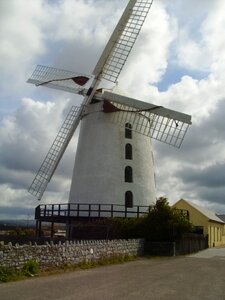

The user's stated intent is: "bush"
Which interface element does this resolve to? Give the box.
[22,260,39,276]
[0,260,40,282]
[0,267,19,282]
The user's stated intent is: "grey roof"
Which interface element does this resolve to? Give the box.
[174,199,225,224]
[217,215,225,223]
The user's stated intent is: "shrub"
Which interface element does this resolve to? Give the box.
[0,267,19,282]
[22,260,39,276]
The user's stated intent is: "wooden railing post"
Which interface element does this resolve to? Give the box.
[137,206,140,218]
[38,221,42,237]
[35,205,40,219]
[111,204,113,218]
[77,204,80,217]
[68,203,70,217]
[98,204,101,217]
[51,222,54,238]
[35,220,39,237]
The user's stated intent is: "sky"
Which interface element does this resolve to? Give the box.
[1,0,225,219]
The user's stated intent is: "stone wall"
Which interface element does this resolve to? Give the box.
[0,239,144,269]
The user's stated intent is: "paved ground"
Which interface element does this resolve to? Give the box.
[189,246,225,259]
[1,248,225,300]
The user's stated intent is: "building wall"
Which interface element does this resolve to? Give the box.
[69,101,156,213]
[173,200,225,247]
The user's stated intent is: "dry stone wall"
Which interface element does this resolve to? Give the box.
[0,239,144,269]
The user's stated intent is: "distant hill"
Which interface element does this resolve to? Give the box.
[0,219,36,228]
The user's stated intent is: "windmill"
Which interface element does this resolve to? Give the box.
[28,0,191,214]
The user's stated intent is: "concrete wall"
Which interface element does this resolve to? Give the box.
[0,239,144,270]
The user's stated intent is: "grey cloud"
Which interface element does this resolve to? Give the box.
[154,97,225,210]
[197,186,225,206]
[155,98,225,162]
[0,168,31,190]
[0,206,33,215]
[54,40,102,75]
[177,163,225,188]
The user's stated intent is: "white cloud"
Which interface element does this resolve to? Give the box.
[201,1,225,79]
[1,0,225,218]
[174,0,225,77]
[0,0,50,91]
[120,2,178,98]
[49,0,123,44]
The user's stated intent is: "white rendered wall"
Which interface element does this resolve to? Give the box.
[69,101,156,211]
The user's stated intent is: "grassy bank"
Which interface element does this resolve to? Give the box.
[0,254,136,283]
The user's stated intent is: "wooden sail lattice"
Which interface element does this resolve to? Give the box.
[28,106,81,199]
[108,101,190,148]
[93,0,154,83]
[27,65,91,95]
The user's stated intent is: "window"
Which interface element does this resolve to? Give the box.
[194,226,204,235]
[125,166,133,182]
[125,144,132,160]
[125,191,133,208]
[125,123,132,139]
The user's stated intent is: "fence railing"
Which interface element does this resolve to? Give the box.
[35,203,151,220]
[144,234,208,256]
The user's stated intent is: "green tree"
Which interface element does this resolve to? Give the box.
[143,197,192,241]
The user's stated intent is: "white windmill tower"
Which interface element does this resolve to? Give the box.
[28,0,191,216]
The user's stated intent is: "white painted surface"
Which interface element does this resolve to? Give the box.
[69,101,156,213]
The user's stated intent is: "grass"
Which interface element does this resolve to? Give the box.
[0,260,39,283]
[0,254,136,283]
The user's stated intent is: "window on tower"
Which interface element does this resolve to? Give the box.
[125,191,133,208]
[125,123,132,139]
[125,143,132,160]
[125,166,133,182]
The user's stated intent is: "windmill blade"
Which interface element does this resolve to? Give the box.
[93,0,153,83]
[27,65,91,95]
[95,90,191,148]
[28,105,82,200]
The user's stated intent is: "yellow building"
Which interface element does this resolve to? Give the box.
[173,199,225,247]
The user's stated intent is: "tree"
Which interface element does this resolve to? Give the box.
[143,197,192,241]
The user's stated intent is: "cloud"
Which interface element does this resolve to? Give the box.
[119,1,178,98]
[0,0,49,90]
[155,97,225,212]
[0,204,34,220]
[1,0,225,219]
[178,163,225,189]
[173,0,225,76]
[0,95,79,217]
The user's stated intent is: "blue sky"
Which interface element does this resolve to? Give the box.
[158,64,209,92]
[1,0,225,219]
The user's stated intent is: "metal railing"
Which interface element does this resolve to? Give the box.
[35,203,151,220]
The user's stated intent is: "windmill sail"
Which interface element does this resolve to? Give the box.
[28,105,82,200]
[95,90,191,148]
[27,65,91,95]
[93,0,154,83]
[27,1,156,201]
[108,104,190,148]
[28,0,192,205]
